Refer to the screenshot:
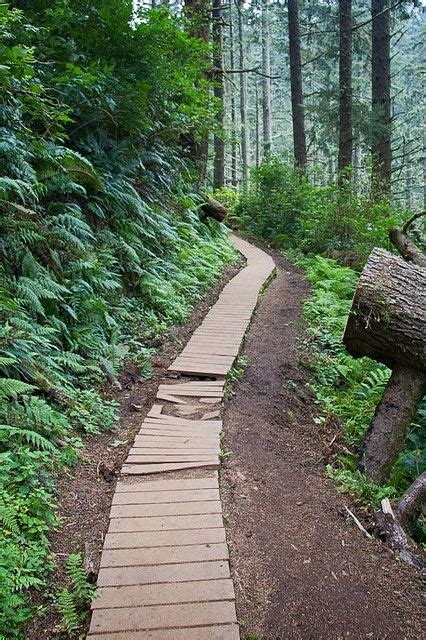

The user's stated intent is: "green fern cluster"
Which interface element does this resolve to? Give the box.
[56,553,96,637]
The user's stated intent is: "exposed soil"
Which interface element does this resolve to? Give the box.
[221,249,423,640]
[26,259,242,639]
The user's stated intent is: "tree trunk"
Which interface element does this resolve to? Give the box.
[338,0,352,184]
[183,0,210,185]
[237,1,249,191]
[371,0,391,196]
[288,0,307,170]
[343,247,426,483]
[261,0,272,156]
[358,367,425,483]
[343,248,426,372]
[213,0,225,190]
[228,2,238,187]
[255,78,260,168]
[404,139,412,211]
[200,197,228,221]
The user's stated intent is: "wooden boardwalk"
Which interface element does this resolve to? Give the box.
[87,235,275,639]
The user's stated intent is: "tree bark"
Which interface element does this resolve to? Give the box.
[183,0,210,185]
[358,366,425,483]
[213,0,225,190]
[338,0,353,184]
[288,0,307,170]
[228,2,238,187]
[255,78,260,168]
[371,0,391,196]
[237,1,249,190]
[394,471,426,527]
[261,0,272,156]
[343,248,426,372]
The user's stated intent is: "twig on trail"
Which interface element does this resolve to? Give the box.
[344,506,373,539]
[328,434,337,447]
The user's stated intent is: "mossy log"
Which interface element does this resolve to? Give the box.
[343,248,426,483]
[200,198,228,222]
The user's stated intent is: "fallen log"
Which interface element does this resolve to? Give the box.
[200,197,228,222]
[374,498,424,570]
[394,471,426,527]
[343,248,425,372]
[343,248,426,483]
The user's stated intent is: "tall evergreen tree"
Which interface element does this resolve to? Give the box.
[371,0,391,195]
[287,0,307,169]
[213,0,225,189]
[261,0,273,155]
[338,0,353,184]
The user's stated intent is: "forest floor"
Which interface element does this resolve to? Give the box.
[221,247,423,639]
[26,241,423,640]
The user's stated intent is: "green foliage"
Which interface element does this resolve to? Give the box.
[232,158,404,264]
[296,255,425,504]
[0,2,235,635]
[55,553,95,637]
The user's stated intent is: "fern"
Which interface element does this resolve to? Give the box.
[66,553,95,603]
[0,425,58,453]
[56,588,80,635]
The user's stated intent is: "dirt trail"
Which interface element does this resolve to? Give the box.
[221,250,423,640]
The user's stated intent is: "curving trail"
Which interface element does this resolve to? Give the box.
[87,236,275,639]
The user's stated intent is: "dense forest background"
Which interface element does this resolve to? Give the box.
[0,0,424,637]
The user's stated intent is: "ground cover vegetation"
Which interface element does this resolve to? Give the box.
[0,1,235,636]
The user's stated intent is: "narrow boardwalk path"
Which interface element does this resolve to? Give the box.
[87,236,275,639]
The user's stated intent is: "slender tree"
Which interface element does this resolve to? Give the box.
[237,0,249,190]
[228,1,238,186]
[213,0,225,189]
[183,0,210,185]
[255,78,260,167]
[338,0,353,184]
[261,0,272,155]
[287,0,307,169]
[371,0,391,195]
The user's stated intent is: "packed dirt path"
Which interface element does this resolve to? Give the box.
[221,249,423,640]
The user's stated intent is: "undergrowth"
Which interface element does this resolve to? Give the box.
[290,253,425,509]
[0,2,235,636]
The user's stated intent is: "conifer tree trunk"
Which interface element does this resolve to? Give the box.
[371,0,391,196]
[228,2,238,187]
[237,1,249,190]
[255,78,260,168]
[213,0,225,189]
[184,0,210,185]
[261,0,272,155]
[338,0,353,184]
[288,0,307,170]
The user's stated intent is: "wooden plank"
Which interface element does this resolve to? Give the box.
[89,601,237,634]
[107,512,223,533]
[115,476,218,492]
[96,560,230,587]
[100,542,228,568]
[126,454,218,463]
[112,488,220,505]
[110,501,222,519]
[103,527,226,549]
[92,578,235,609]
[87,624,240,640]
[121,461,220,475]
